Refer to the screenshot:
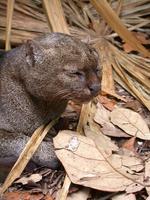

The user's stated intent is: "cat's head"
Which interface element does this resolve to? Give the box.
[24,33,101,103]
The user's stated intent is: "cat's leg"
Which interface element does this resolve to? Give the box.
[0,130,59,170]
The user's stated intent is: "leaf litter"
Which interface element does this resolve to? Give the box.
[110,107,150,140]
[54,98,150,194]
[1,0,150,199]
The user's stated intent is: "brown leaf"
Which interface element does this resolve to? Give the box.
[123,100,143,113]
[111,108,150,140]
[45,194,54,200]
[123,32,150,53]
[82,101,118,156]
[84,125,118,157]
[91,0,150,57]
[145,159,150,196]
[15,173,42,185]
[94,103,129,137]
[98,95,116,111]
[126,181,144,193]
[54,130,144,192]
[123,43,135,53]
[3,192,44,200]
[122,137,136,151]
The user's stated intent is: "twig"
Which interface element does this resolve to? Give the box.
[5,0,15,50]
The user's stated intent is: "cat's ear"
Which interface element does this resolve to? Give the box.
[25,40,46,67]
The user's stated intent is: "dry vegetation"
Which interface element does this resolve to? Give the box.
[0,0,150,200]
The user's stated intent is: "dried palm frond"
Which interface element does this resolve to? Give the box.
[91,0,149,57]
[0,0,48,44]
[63,0,150,39]
[95,39,150,110]
[63,0,150,110]
[1,0,150,198]
[114,0,150,33]
[5,0,15,50]
[43,0,69,33]
[0,0,149,45]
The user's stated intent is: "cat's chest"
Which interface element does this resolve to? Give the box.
[0,95,67,135]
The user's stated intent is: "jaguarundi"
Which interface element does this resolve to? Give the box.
[0,33,101,171]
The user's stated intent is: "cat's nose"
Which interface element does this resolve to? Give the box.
[89,82,100,95]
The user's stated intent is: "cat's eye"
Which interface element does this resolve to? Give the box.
[70,71,84,77]
[74,71,84,77]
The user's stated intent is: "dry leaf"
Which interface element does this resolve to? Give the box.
[67,188,90,200]
[54,130,145,192]
[123,43,135,53]
[110,108,150,140]
[84,125,118,157]
[2,192,44,200]
[112,193,136,200]
[122,137,136,151]
[145,159,150,195]
[125,181,144,193]
[123,32,150,53]
[98,95,116,111]
[119,154,143,172]
[91,0,150,57]
[94,103,129,137]
[83,101,118,156]
[15,173,42,185]
[45,194,54,200]
[123,100,143,113]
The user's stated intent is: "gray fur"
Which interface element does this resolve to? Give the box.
[0,33,100,169]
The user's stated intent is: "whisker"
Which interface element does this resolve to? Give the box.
[50,89,70,103]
